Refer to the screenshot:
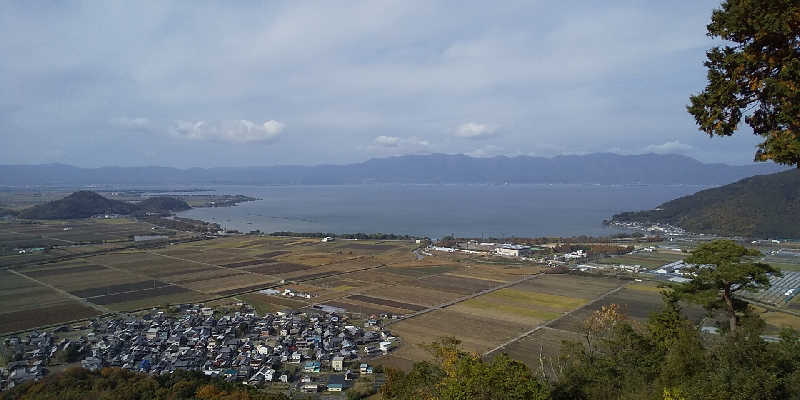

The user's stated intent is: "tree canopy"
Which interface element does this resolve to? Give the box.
[677,240,779,331]
[688,0,800,167]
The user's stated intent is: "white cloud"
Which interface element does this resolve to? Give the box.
[643,140,694,155]
[466,144,504,158]
[172,119,285,144]
[373,135,401,147]
[453,122,498,139]
[366,135,430,155]
[109,116,150,130]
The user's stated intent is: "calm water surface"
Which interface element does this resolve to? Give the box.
[175,184,704,238]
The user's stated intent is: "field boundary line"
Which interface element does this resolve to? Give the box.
[7,269,112,314]
[384,272,545,326]
[482,284,626,357]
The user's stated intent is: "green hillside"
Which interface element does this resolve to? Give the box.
[610,169,800,238]
[17,191,190,219]
[137,196,191,212]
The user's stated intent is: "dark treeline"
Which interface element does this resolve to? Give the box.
[382,240,800,399]
[268,232,423,240]
[436,233,654,249]
[143,216,221,234]
[0,367,288,400]
[382,297,800,400]
[553,244,634,256]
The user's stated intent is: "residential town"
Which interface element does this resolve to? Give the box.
[0,303,396,394]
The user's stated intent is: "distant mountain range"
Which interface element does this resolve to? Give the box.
[17,191,190,219]
[0,153,786,186]
[609,169,800,238]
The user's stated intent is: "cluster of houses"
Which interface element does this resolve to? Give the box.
[0,332,53,389]
[259,288,316,300]
[576,263,642,273]
[1,304,397,393]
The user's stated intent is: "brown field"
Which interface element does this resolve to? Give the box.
[345,270,415,285]
[514,274,624,299]
[245,262,311,275]
[88,285,193,305]
[347,294,427,312]
[181,274,275,294]
[384,265,460,277]
[493,327,585,363]
[337,243,398,251]
[361,285,462,306]
[549,287,670,333]
[411,274,501,295]
[222,259,272,268]
[390,309,530,356]
[0,303,101,334]
[71,280,172,298]
[23,264,108,277]
[324,300,392,317]
[238,293,309,314]
[0,272,77,312]
[29,268,145,293]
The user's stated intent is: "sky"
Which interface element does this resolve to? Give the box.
[0,1,770,168]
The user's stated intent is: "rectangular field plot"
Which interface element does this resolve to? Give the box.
[515,274,624,299]
[596,252,684,270]
[361,285,462,306]
[181,274,276,294]
[493,327,585,364]
[384,265,460,277]
[239,293,309,314]
[70,280,171,298]
[344,270,415,285]
[548,287,665,333]
[23,264,109,277]
[0,303,102,334]
[244,262,311,275]
[346,294,427,312]
[323,300,394,317]
[89,285,192,306]
[411,274,502,295]
[0,270,79,312]
[449,288,585,326]
[28,268,145,294]
[389,309,530,355]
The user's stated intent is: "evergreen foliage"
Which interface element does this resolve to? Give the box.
[0,368,288,400]
[610,169,800,237]
[688,0,800,167]
[16,191,190,220]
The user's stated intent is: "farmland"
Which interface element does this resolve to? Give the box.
[595,250,684,269]
[3,229,800,375]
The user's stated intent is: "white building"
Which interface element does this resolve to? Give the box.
[495,244,532,257]
[332,356,344,371]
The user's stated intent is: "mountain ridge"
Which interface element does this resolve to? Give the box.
[17,191,191,220]
[0,153,785,186]
[609,169,800,238]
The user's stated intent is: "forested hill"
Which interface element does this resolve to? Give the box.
[17,191,190,219]
[0,153,785,185]
[610,169,800,238]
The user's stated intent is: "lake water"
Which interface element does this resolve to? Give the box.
[175,184,705,238]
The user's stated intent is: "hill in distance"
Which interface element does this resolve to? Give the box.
[0,153,786,186]
[17,191,191,220]
[137,196,191,212]
[609,169,800,238]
